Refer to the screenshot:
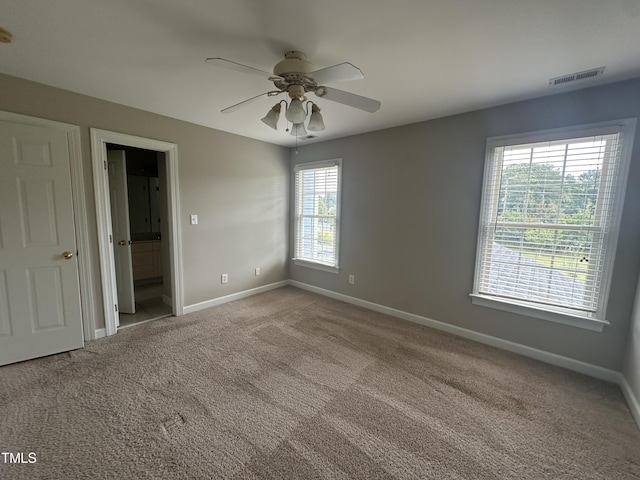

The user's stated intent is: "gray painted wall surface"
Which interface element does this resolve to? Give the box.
[0,73,290,330]
[290,78,640,370]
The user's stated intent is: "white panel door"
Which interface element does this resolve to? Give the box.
[0,121,84,366]
[107,150,135,315]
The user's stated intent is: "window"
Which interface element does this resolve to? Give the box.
[293,159,341,272]
[471,120,635,331]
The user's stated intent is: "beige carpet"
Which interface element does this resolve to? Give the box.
[1,286,639,479]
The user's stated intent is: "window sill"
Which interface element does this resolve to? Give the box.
[469,294,609,332]
[293,259,339,274]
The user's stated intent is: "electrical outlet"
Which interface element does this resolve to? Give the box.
[255,267,261,276]
[348,275,355,285]
[221,273,228,284]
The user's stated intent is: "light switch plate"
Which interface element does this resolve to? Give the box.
[190,214,198,225]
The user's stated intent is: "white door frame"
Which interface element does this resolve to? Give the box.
[90,129,183,336]
[0,110,95,340]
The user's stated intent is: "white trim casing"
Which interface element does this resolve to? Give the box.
[0,111,95,340]
[90,129,183,337]
[469,294,609,332]
[67,127,97,340]
[293,259,340,274]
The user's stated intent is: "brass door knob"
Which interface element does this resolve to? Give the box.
[62,251,74,260]
[118,240,127,246]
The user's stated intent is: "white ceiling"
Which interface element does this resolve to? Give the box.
[2,0,640,147]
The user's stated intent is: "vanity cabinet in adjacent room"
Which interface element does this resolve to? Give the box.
[132,240,162,281]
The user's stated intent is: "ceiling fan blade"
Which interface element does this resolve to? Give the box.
[309,63,364,84]
[319,87,381,113]
[221,92,271,113]
[205,57,279,79]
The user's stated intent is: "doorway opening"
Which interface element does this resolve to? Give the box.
[91,129,183,337]
[107,144,173,329]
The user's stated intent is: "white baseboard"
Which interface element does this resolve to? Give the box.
[289,281,621,384]
[183,281,289,314]
[620,377,640,430]
[94,328,107,339]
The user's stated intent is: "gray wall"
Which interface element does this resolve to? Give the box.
[0,73,290,330]
[624,272,640,410]
[290,78,640,371]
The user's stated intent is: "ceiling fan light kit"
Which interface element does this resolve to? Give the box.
[285,97,307,123]
[261,99,325,135]
[290,122,307,137]
[206,50,381,137]
[307,103,325,132]
[260,102,282,130]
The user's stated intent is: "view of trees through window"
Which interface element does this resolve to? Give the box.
[316,192,337,247]
[491,136,613,297]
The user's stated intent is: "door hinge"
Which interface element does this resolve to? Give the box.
[104,160,107,170]
[115,304,118,312]
[109,234,112,244]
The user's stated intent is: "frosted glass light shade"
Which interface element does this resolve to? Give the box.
[285,99,306,123]
[307,110,325,131]
[290,123,307,137]
[261,104,282,130]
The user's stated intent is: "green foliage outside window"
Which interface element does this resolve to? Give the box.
[494,162,602,285]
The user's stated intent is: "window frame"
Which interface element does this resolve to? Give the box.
[293,159,342,274]
[471,119,636,332]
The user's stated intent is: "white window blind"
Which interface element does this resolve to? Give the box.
[294,160,341,269]
[472,120,634,325]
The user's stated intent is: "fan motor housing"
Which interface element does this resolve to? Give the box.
[273,51,315,75]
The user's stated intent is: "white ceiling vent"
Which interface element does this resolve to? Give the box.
[549,67,605,86]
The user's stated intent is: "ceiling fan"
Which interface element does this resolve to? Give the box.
[205,51,381,135]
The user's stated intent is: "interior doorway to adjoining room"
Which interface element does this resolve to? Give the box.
[90,129,183,337]
[106,144,173,328]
